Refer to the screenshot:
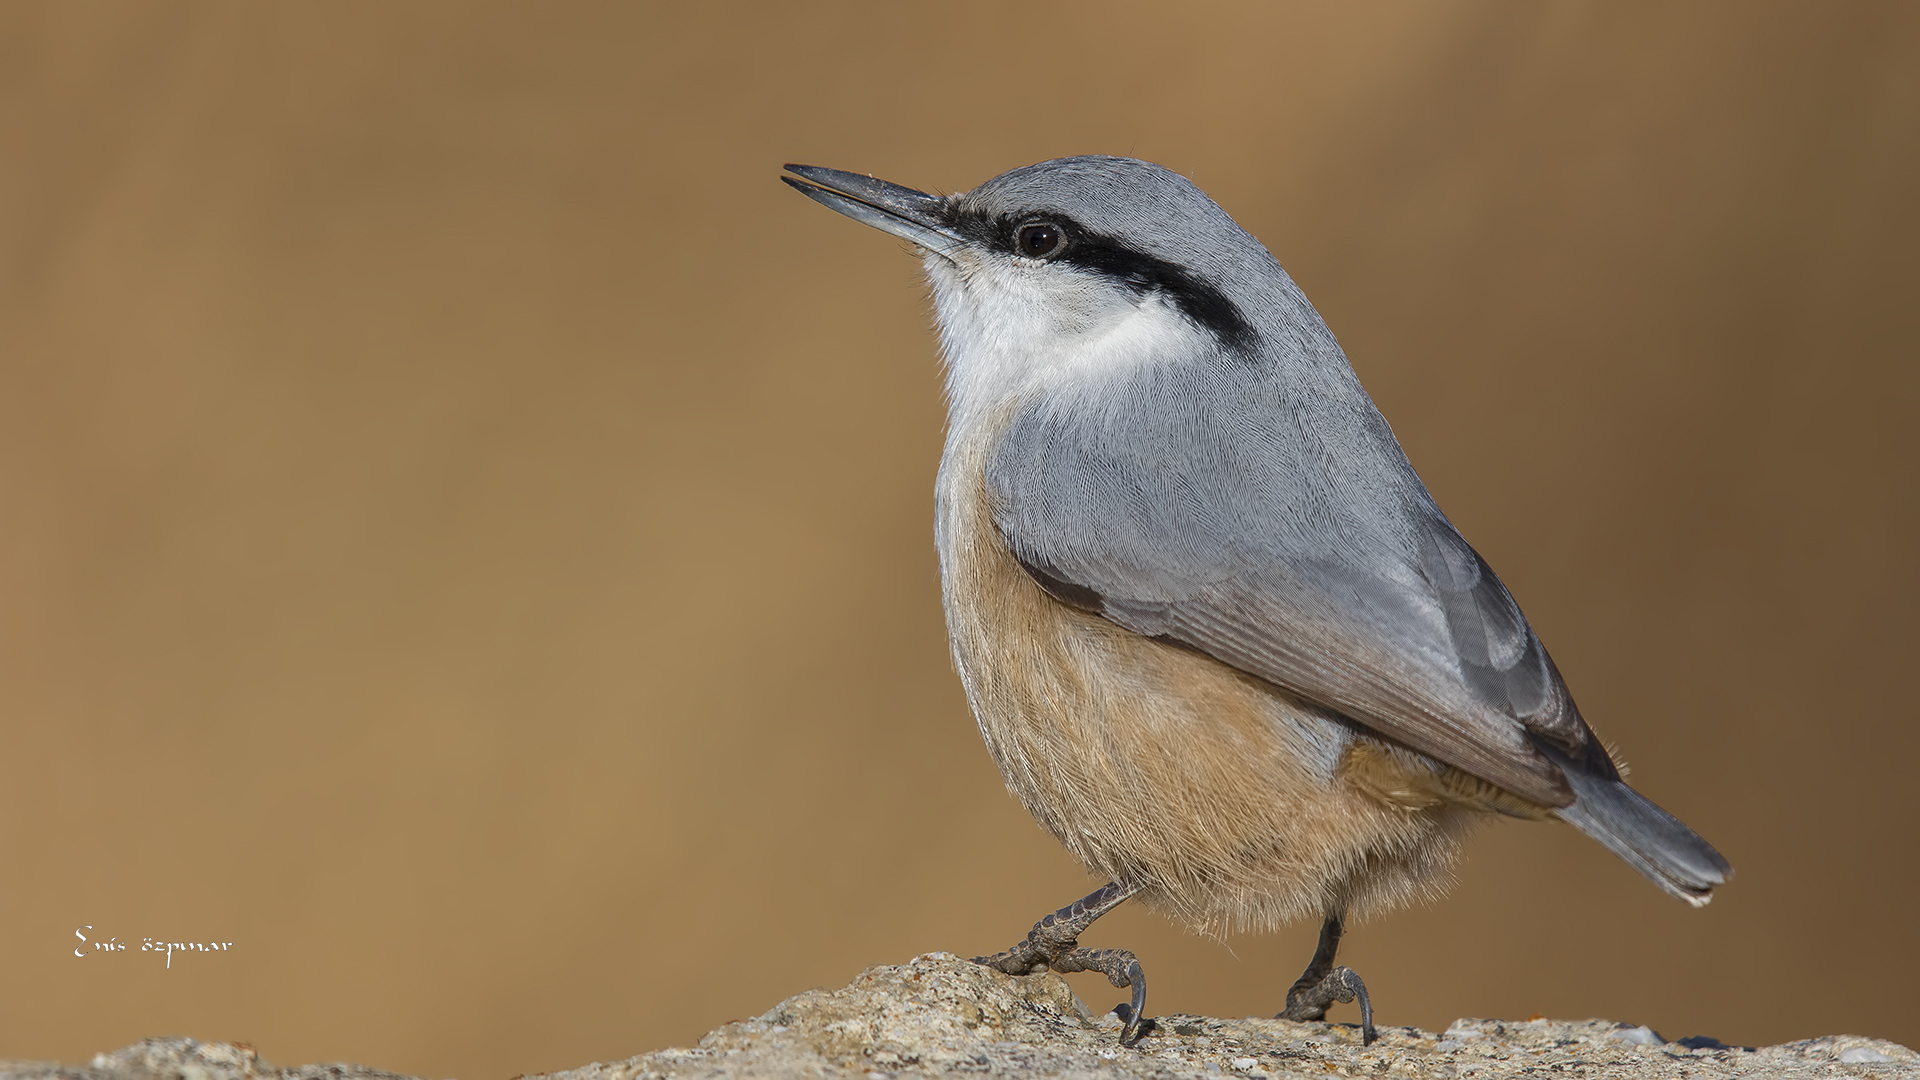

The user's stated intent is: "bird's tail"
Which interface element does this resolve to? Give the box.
[1536,741,1731,906]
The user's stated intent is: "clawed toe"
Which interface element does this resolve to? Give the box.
[1277,912,1377,1046]
[969,882,1150,1045]
[1049,946,1147,1044]
[973,891,1382,1049]
[1280,964,1375,1045]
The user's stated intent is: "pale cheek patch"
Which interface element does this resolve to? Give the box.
[926,252,1213,425]
[1052,293,1207,384]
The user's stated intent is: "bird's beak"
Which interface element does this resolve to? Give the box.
[782,164,962,260]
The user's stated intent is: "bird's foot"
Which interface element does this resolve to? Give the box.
[1279,964,1375,1046]
[971,882,1149,1044]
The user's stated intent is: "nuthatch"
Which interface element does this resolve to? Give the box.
[781,156,1729,1046]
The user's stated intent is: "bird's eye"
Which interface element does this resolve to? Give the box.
[1015,220,1067,260]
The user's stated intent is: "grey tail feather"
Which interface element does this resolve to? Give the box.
[1536,741,1732,907]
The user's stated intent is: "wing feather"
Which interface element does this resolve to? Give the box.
[989,361,1594,808]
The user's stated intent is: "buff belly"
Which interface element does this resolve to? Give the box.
[935,431,1496,934]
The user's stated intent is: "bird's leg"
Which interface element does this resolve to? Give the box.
[1279,910,1376,1045]
[972,880,1150,1044]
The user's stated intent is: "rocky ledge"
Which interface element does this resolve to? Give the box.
[4,953,1912,1079]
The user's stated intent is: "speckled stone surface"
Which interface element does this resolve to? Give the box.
[4,953,1913,1079]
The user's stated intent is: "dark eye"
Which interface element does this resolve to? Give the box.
[1015,220,1067,260]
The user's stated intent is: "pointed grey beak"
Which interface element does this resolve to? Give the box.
[782,164,962,259]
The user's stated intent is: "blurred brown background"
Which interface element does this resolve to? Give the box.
[2,1,1916,1076]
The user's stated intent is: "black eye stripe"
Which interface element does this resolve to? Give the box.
[945,206,1257,354]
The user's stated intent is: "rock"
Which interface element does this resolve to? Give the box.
[0,1037,417,1080]
[4,953,1913,1079]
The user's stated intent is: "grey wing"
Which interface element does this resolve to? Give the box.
[988,369,1600,809]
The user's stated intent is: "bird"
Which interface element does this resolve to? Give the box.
[780,156,1729,1047]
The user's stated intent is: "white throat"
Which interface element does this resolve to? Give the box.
[923,248,1214,438]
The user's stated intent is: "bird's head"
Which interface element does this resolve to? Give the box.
[784,157,1290,423]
